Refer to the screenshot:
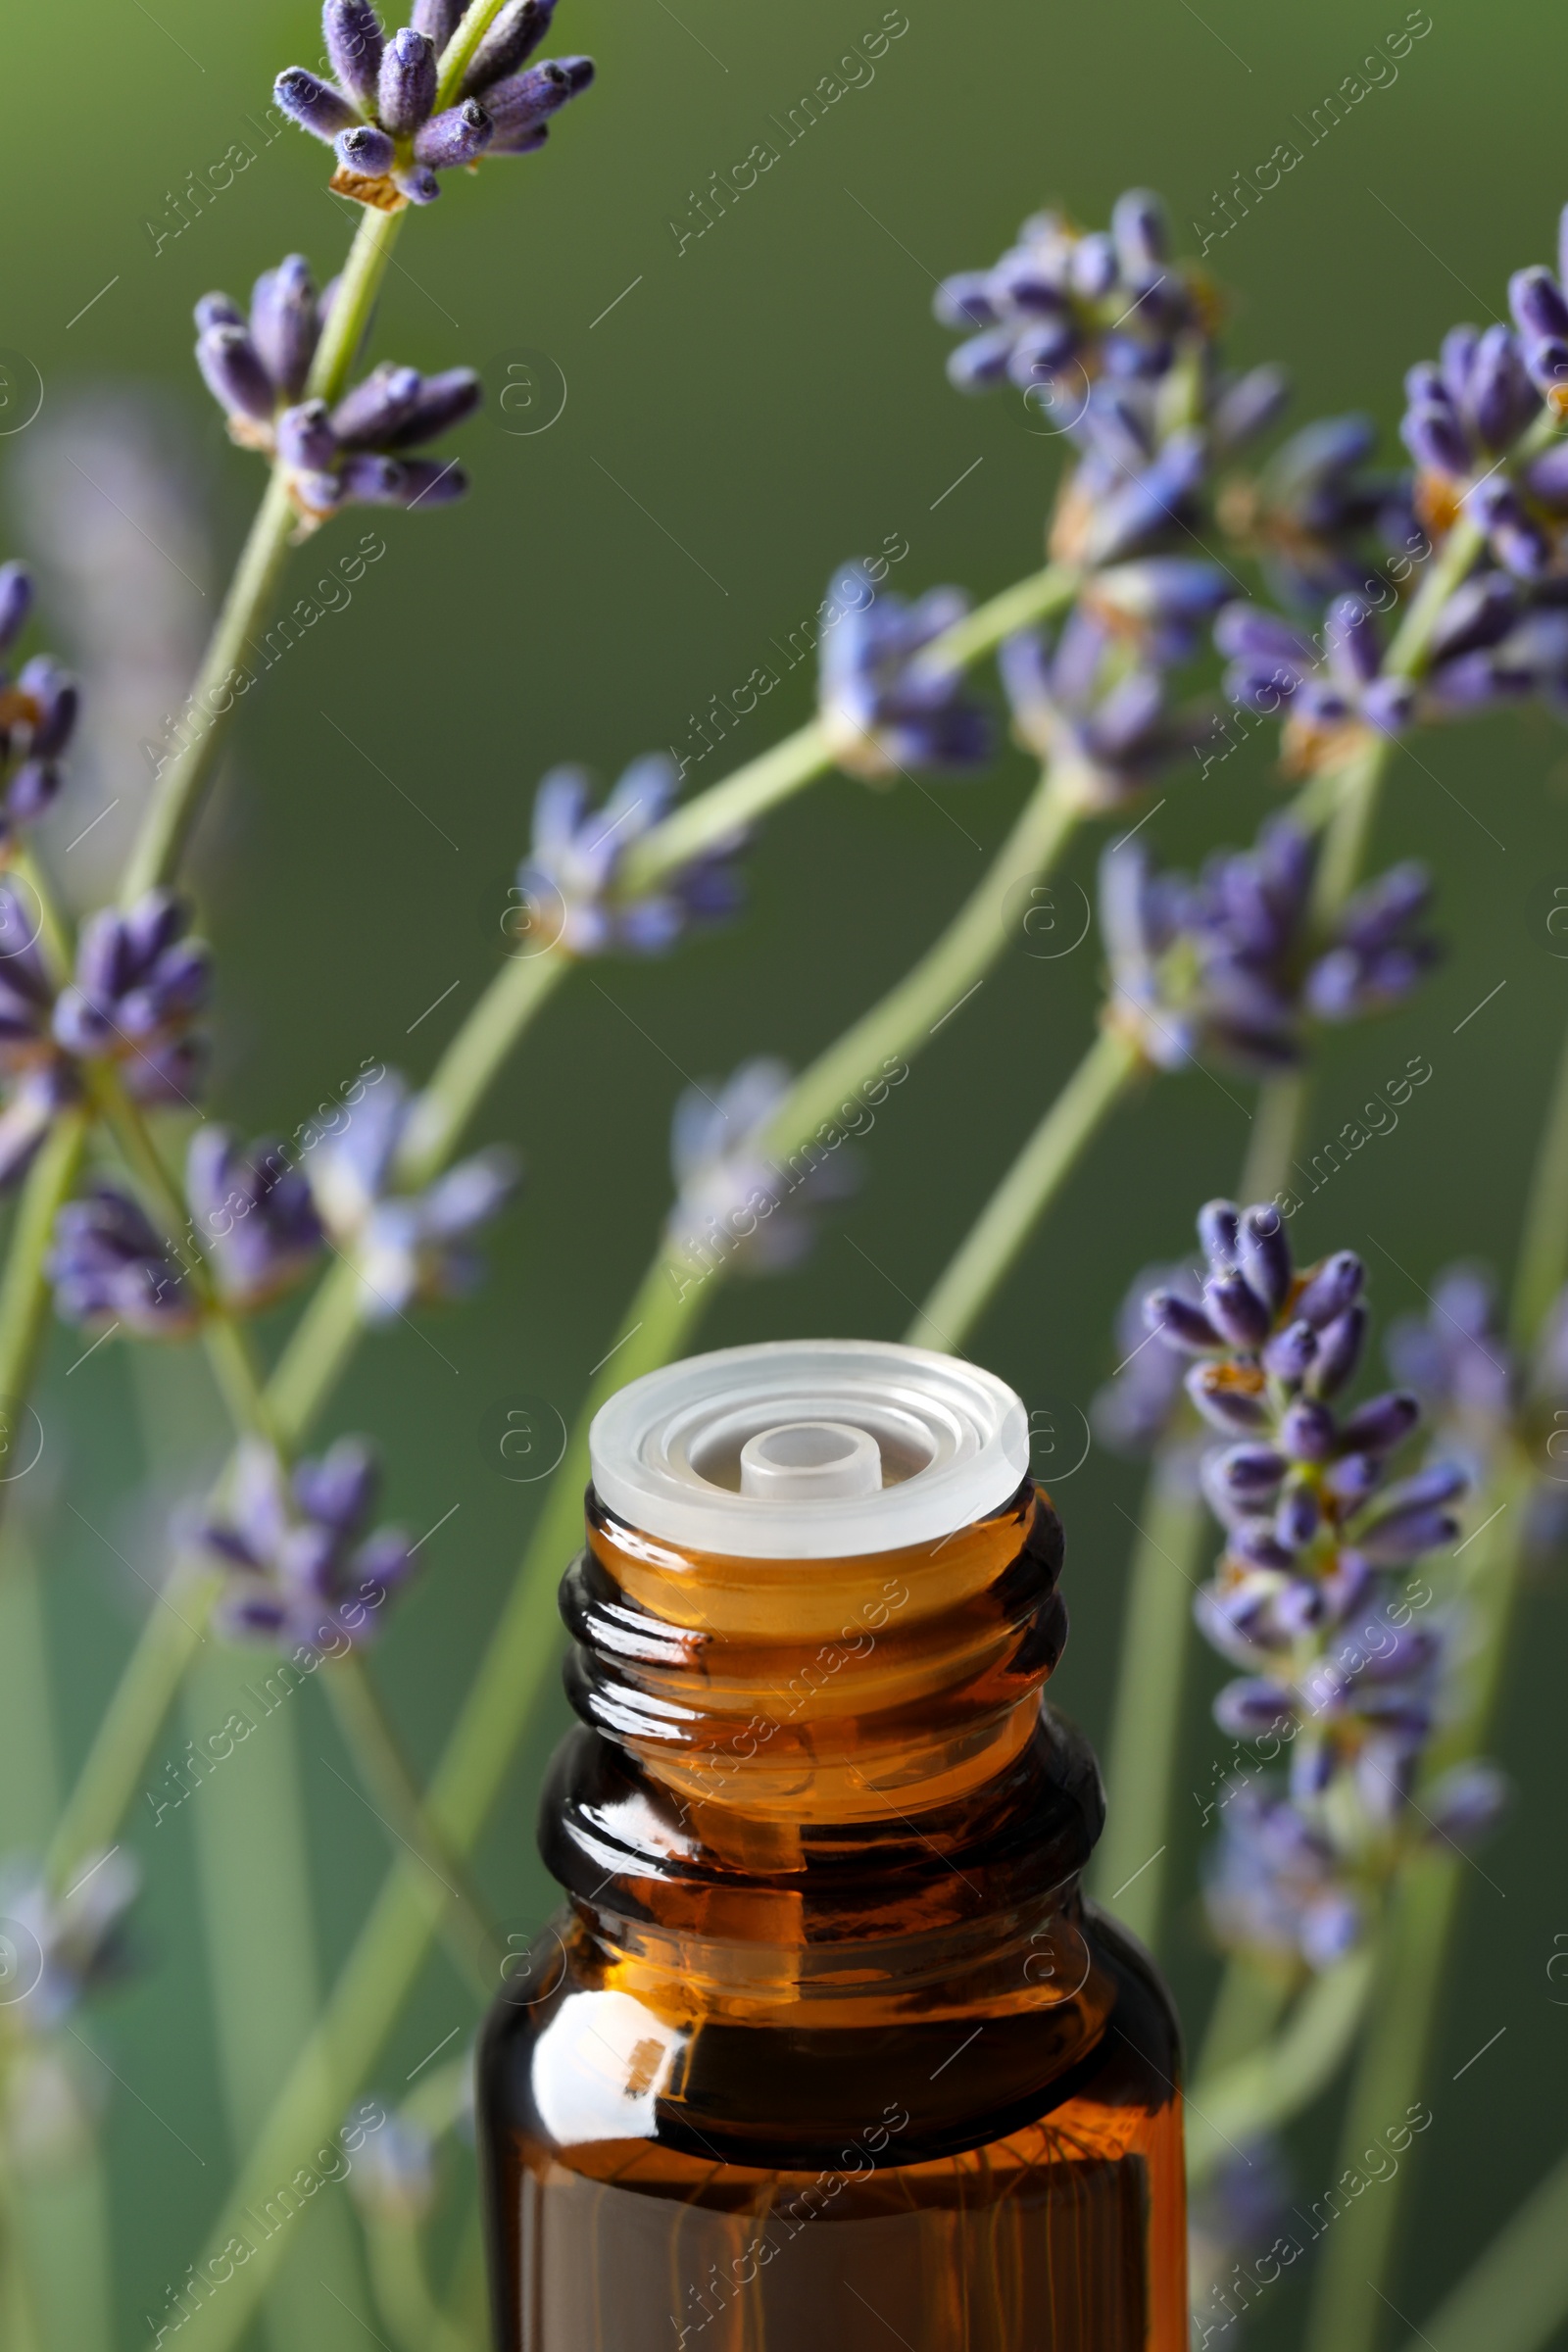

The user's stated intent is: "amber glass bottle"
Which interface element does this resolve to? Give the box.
[480,1342,1186,2350]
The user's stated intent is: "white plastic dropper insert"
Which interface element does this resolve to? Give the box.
[588,1339,1031,1559]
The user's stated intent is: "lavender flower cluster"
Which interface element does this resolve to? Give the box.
[276,0,594,211]
[1142,1201,1503,1969]
[0,561,77,840]
[1100,815,1438,1077]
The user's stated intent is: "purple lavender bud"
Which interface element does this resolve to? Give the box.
[391,162,444,204]
[933,273,1000,331]
[383,367,482,448]
[1429,572,1518,662]
[1468,321,1537,450]
[16,658,77,760]
[464,0,556,91]
[1359,674,1416,735]
[1524,337,1568,403]
[1205,1271,1272,1350]
[1424,1761,1508,1845]
[1213,1678,1295,1740]
[482,59,572,142]
[1307,1304,1366,1398]
[1295,1250,1364,1329]
[989,249,1071,316]
[1069,230,1116,300]
[338,453,467,508]
[1400,402,1470,478]
[1356,1501,1458,1563]
[1325,1451,1381,1509]
[1339,1389,1420,1456]
[274,66,362,143]
[1337,862,1432,957]
[0,562,33,656]
[1382,1461,1469,1512]
[6,761,60,825]
[1109,187,1168,281]
[193,291,245,334]
[188,1129,323,1308]
[195,327,276,423]
[1211,365,1291,451]
[1006,318,1081,387]
[1212,1445,1288,1500]
[293,1437,378,1532]
[1526,444,1568,513]
[249,256,319,402]
[1197,1198,1241,1273]
[414,98,494,168]
[1434,328,1475,410]
[337,122,396,175]
[47,1184,197,1336]
[411,0,463,44]
[1262,1319,1317,1387]
[1239,1201,1292,1314]
[274,402,339,471]
[1280,1397,1335,1461]
[379,27,438,133]
[1183,1363,1267,1436]
[324,0,385,108]
[947,328,1018,392]
[1274,1478,1320,1551]
[330,362,423,448]
[1509,265,1568,346]
[1145,1288,1223,1352]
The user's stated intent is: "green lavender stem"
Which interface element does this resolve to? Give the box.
[394,949,570,1189]
[1184,1945,1377,2183]
[1394,2142,1568,2352]
[170,748,1097,2351]
[1302,1463,1533,2352]
[904,1025,1144,1348]
[0,1108,87,1424]
[322,1656,504,1997]
[1088,1450,1210,1942]
[1509,1011,1568,1348]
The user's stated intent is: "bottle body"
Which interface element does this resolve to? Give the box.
[482,1891,1184,2351]
[480,1359,1187,2349]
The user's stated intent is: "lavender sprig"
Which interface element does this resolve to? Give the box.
[817,564,993,780]
[198,1437,416,1650]
[1147,1200,1502,1974]
[275,0,594,212]
[194,257,478,521]
[517,757,746,955]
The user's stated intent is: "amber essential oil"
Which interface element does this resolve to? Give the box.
[479,1341,1187,2349]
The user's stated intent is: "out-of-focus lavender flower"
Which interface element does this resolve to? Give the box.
[46,1185,197,1337]
[52,890,210,1105]
[1215,594,1417,767]
[1100,817,1438,1077]
[1216,413,1419,612]
[818,564,992,781]
[274,0,594,212]
[1203,1784,1362,1969]
[1052,383,1209,569]
[0,558,80,842]
[0,1849,139,2035]
[198,1438,416,1650]
[515,757,746,956]
[663,1057,856,1279]
[187,1128,325,1310]
[1399,321,1550,578]
[1189,2134,1294,2328]
[0,877,79,1192]
[1092,1258,1203,1454]
[305,1065,517,1319]
[193,257,478,520]
[1385,1263,1516,1483]
[935,189,1214,398]
[1001,597,1216,812]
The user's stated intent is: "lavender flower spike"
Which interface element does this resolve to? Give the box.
[664,1057,857,1283]
[274,0,593,212]
[47,1184,198,1337]
[199,1438,416,1651]
[304,1065,518,1320]
[0,878,79,1193]
[516,755,747,957]
[52,891,211,1105]
[818,563,992,781]
[187,1129,325,1309]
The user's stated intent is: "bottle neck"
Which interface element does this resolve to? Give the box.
[541,1476,1104,1999]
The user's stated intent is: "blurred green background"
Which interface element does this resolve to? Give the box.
[4,0,1566,2342]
